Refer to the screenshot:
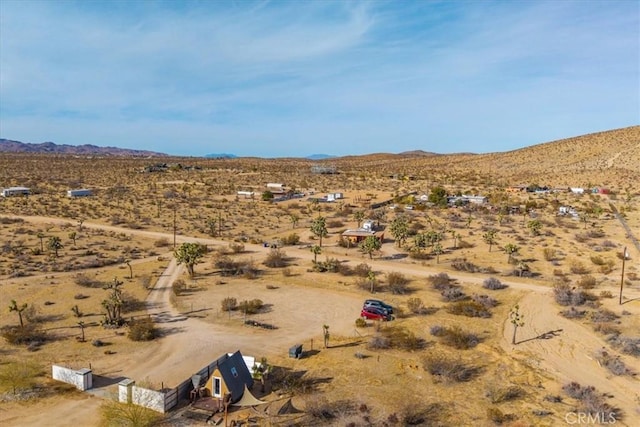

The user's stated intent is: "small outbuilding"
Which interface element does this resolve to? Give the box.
[204,351,254,404]
[1,186,30,197]
[67,189,93,198]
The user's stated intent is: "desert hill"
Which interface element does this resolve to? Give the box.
[0,139,167,157]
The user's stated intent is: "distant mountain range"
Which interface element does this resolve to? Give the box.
[306,154,336,160]
[0,139,167,157]
[204,153,238,159]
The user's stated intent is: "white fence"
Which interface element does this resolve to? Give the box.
[51,365,93,391]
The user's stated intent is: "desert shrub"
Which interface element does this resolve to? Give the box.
[569,260,590,274]
[238,299,263,315]
[486,407,517,424]
[75,274,106,288]
[590,255,605,265]
[472,294,498,308]
[336,263,353,276]
[154,237,170,247]
[138,275,153,290]
[215,256,257,277]
[264,248,288,268]
[228,242,245,253]
[398,402,448,426]
[594,349,632,376]
[367,334,391,350]
[440,287,467,302]
[485,385,525,403]
[353,263,372,277]
[599,263,613,274]
[562,382,621,421]
[483,277,508,290]
[280,233,300,246]
[408,249,431,260]
[447,300,492,318]
[428,273,453,290]
[450,258,479,272]
[355,318,367,328]
[100,399,163,427]
[0,360,42,395]
[430,325,480,349]
[599,290,613,298]
[577,275,597,289]
[457,240,474,249]
[407,298,437,315]
[326,219,344,228]
[574,233,589,243]
[554,283,590,306]
[422,354,482,382]
[608,336,640,357]
[543,248,557,261]
[560,307,587,319]
[127,318,158,341]
[587,229,605,238]
[172,279,186,296]
[0,324,47,346]
[221,297,237,312]
[386,272,410,295]
[590,308,619,323]
[313,257,340,273]
[593,323,621,336]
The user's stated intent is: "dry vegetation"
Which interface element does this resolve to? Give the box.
[1,126,639,426]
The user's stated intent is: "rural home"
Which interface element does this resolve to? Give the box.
[237,191,255,199]
[266,183,286,194]
[67,188,93,197]
[204,351,254,403]
[342,219,385,244]
[1,186,30,197]
[570,187,585,194]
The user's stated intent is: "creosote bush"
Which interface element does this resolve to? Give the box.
[428,272,453,290]
[386,271,410,295]
[485,385,526,403]
[483,277,508,290]
[238,299,264,315]
[221,297,238,312]
[429,325,480,349]
[594,348,632,376]
[422,354,482,383]
[0,324,48,346]
[264,248,288,268]
[127,318,158,341]
[447,300,492,318]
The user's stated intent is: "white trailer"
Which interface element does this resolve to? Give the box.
[1,186,30,197]
[67,189,93,197]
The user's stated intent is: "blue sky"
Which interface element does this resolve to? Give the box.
[0,0,638,157]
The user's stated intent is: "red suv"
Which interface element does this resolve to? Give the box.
[361,308,390,321]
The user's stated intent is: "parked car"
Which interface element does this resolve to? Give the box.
[360,307,392,321]
[363,299,394,314]
[360,308,388,321]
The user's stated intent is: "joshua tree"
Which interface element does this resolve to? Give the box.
[310,245,321,263]
[289,213,300,229]
[367,270,377,293]
[323,324,330,349]
[9,300,28,328]
[36,232,45,252]
[509,305,525,345]
[503,243,520,264]
[124,259,133,279]
[527,219,542,236]
[432,242,443,264]
[174,242,205,278]
[360,235,381,260]
[102,278,124,326]
[77,219,85,231]
[47,236,63,257]
[389,215,409,247]
[68,231,77,247]
[354,211,366,228]
[310,216,328,247]
[71,304,83,318]
[205,218,217,237]
[482,229,498,252]
[78,321,86,342]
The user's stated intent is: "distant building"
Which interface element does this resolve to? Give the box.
[1,186,30,197]
[67,189,93,198]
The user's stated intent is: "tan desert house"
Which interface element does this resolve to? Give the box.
[204,350,254,403]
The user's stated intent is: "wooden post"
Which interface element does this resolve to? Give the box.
[619,246,627,305]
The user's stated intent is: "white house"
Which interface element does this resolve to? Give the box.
[237,191,255,198]
[67,189,93,198]
[1,187,30,197]
[462,195,488,204]
[570,188,585,194]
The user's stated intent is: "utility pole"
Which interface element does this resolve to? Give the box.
[619,246,628,305]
